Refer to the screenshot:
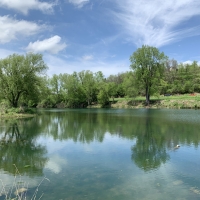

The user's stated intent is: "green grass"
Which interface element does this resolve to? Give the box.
[111,93,200,102]
[0,107,36,119]
[108,93,200,109]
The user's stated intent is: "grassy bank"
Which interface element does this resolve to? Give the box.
[0,107,36,119]
[90,93,200,109]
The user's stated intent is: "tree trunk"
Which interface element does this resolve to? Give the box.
[145,87,150,106]
[13,101,18,108]
[11,92,22,107]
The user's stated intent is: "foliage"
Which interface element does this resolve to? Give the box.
[60,72,86,108]
[78,70,97,105]
[0,53,48,108]
[0,100,10,114]
[122,71,139,99]
[106,73,126,97]
[97,82,110,106]
[1,51,200,109]
[163,61,200,94]
[130,45,168,105]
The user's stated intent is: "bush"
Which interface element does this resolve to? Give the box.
[0,100,10,114]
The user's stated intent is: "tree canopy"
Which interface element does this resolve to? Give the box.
[0,50,200,109]
[0,53,47,107]
[130,45,168,105]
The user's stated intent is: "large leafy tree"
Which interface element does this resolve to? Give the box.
[130,45,168,105]
[0,53,47,107]
[60,72,86,107]
[78,70,96,105]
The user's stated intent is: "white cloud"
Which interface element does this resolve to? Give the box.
[0,16,45,44]
[113,0,200,47]
[182,60,193,65]
[0,0,56,15]
[26,36,67,54]
[182,60,200,65]
[82,55,93,61]
[68,0,89,8]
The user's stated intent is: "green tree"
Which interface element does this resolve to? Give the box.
[106,73,126,97]
[0,53,47,107]
[50,74,61,102]
[122,71,139,99]
[60,72,86,107]
[78,70,96,105]
[130,45,168,105]
[97,82,110,106]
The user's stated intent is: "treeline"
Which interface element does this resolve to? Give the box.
[42,59,200,108]
[0,50,200,109]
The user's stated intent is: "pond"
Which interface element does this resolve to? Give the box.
[0,108,200,200]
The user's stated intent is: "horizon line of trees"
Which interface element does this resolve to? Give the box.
[0,46,200,109]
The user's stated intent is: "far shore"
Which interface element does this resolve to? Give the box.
[1,94,200,119]
[89,94,200,109]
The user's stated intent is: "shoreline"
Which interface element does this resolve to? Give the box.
[1,98,200,119]
[0,113,36,119]
[88,99,200,109]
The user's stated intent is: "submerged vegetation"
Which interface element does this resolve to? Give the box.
[0,46,200,113]
[0,164,49,200]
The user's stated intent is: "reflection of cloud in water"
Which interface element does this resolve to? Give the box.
[82,144,94,153]
[37,136,67,154]
[0,170,41,189]
[45,154,67,174]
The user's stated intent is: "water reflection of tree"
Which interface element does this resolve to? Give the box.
[131,110,170,171]
[38,110,107,143]
[34,109,200,172]
[38,110,139,143]
[0,119,48,177]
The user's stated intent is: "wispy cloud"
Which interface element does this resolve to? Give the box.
[67,0,89,8]
[82,54,93,61]
[0,0,57,15]
[0,16,45,43]
[113,0,200,47]
[45,54,129,77]
[26,35,67,54]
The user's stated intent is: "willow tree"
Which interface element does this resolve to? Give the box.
[130,45,168,105]
[0,53,48,107]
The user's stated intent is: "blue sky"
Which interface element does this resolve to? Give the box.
[0,0,200,77]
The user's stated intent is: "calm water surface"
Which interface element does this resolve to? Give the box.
[0,109,200,200]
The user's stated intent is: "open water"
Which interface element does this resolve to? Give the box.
[0,108,200,200]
